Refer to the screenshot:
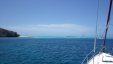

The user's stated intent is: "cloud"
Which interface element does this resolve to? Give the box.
[2,24,94,37]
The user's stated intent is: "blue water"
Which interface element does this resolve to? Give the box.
[0,38,113,64]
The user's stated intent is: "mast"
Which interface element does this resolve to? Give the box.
[102,0,112,52]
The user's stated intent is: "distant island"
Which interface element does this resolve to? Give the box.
[0,28,20,37]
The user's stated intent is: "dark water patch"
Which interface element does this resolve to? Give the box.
[0,38,113,64]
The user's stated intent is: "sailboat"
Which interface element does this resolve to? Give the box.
[81,0,113,64]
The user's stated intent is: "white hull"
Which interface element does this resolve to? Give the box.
[87,52,113,64]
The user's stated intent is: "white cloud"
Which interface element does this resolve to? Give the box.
[3,24,94,37]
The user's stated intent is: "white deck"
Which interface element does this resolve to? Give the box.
[87,52,113,64]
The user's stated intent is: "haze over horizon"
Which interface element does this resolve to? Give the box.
[0,0,113,38]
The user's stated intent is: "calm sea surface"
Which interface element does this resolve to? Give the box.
[0,38,113,64]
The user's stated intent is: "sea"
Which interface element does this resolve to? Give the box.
[0,38,113,64]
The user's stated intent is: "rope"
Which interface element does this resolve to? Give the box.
[81,49,94,64]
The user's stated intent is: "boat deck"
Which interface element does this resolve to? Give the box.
[88,52,113,64]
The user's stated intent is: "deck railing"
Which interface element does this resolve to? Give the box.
[81,50,94,64]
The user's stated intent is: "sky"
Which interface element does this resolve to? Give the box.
[0,0,113,38]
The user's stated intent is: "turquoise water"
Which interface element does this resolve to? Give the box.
[0,38,113,64]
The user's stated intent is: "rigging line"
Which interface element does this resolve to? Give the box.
[94,0,100,53]
[102,0,113,52]
[93,0,100,64]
